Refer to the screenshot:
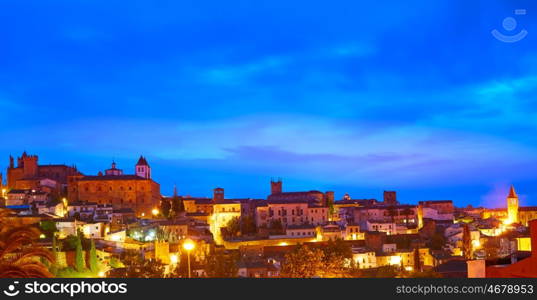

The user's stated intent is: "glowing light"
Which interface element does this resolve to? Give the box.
[62,197,68,207]
[98,271,105,277]
[389,256,402,266]
[39,234,46,239]
[183,239,195,251]
[404,266,413,271]
[170,254,178,264]
[1,188,6,198]
[278,242,288,246]
[152,208,159,216]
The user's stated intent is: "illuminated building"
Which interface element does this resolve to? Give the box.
[67,156,161,217]
[352,248,377,269]
[7,152,80,193]
[482,186,537,226]
[209,188,242,244]
[255,200,328,228]
[487,220,537,277]
[267,179,333,207]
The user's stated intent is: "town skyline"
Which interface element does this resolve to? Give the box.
[2,1,537,207]
[0,151,533,209]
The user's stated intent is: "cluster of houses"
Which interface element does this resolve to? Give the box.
[1,153,536,278]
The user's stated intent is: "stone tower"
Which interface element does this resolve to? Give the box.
[20,152,38,178]
[213,187,224,202]
[135,156,151,179]
[271,178,282,194]
[507,185,519,224]
[383,191,397,205]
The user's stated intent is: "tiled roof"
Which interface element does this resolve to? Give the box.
[78,175,147,181]
[136,156,149,166]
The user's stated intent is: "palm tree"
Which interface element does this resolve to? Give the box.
[0,209,55,278]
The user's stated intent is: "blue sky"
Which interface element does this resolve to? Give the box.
[1,0,537,207]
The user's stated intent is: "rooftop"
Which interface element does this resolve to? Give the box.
[78,175,149,181]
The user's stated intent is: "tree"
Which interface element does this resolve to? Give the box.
[88,239,99,274]
[39,220,58,238]
[63,235,80,251]
[268,219,284,234]
[74,236,85,272]
[170,187,184,217]
[361,266,399,278]
[429,232,445,250]
[126,260,165,278]
[462,224,472,260]
[0,209,55,278]
[327,197,335,218]
[204,250,238,278]
[413,248,421,272]
[160,198,171,219]
[281,245,324,278]
[319,239,352,276]
[169,252,190,278]
[240,216,257,235]
[225,217,241,238]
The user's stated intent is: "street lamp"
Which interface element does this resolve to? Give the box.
[183,239,195,278]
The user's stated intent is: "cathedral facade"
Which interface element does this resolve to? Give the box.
[67,156,160,217]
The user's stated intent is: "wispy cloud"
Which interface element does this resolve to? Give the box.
[3,115,536,188]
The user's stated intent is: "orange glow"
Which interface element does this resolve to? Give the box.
[183,239,195,251]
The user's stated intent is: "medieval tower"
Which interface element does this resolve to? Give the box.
[507,185,519,224]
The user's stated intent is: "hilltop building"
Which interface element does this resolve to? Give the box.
[7,152,80,195]
[482,186,537,226]
[67,156,160,217]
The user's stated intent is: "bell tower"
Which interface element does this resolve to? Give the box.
[507,185,519,224]
[135,156,151,179]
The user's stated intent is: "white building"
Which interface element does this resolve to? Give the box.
[366,220,397,235]
[352,247,377,269]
